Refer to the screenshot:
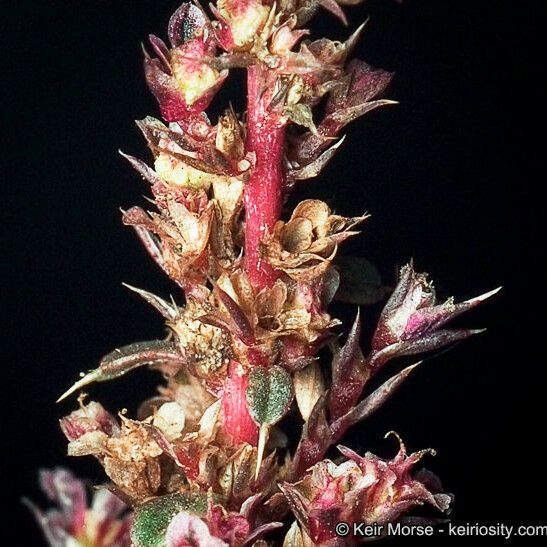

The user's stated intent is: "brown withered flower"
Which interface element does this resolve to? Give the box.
[200,269,339,367]
[122,112,247,276]
[61,399,164,503]
[169,295,232,394]
[144,397,287,506]
[153,372,216,432]
[123,200,215,289]
[263,199,367,281]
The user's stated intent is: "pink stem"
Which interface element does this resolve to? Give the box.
[221,361,259,446]
[244,65,286,290]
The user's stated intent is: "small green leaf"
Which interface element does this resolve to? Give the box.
[335,256,391,305]
[246,366,293,426]
[131,492,208,547]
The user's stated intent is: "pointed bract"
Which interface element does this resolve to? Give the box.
[371,263,499,368]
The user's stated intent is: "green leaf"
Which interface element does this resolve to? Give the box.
[57,341,185,402]
[246,366,293,426]
[131,492,208,547]
[334,256,391,305]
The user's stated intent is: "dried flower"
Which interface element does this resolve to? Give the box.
[122,201,215,289]
[263,200,367,281]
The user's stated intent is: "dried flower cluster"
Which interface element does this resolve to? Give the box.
[32,1,497,545]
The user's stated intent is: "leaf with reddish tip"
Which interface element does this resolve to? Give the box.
[334,256,391,305]
[215,286,255,346]
[371,329,485,369]
[371,263,499,368]
[290,61,393,164]
[330,362,420,442]
[318,0,348,25]
[326,99,397,131]
[404,286,501,339]
[291,136,345,181]
[289,394,331,480]
[57,341,184,402]
[328,311,371,421]
[148,34,171,71]
[330,60,394,112]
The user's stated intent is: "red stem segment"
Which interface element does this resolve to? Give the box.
[222,66,287,446]
[244,65,286,290]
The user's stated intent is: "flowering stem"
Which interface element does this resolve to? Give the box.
[244,64,286,290]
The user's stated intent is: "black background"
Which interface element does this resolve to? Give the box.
[2,0,543,544]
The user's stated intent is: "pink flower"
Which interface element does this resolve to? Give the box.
[207,505,250,545]
[280,435,451,543]
[370,263,500,368]
[26,468,132,547]
[144,4,227,121]
[60,400,119,442]
[166,512,228,547]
